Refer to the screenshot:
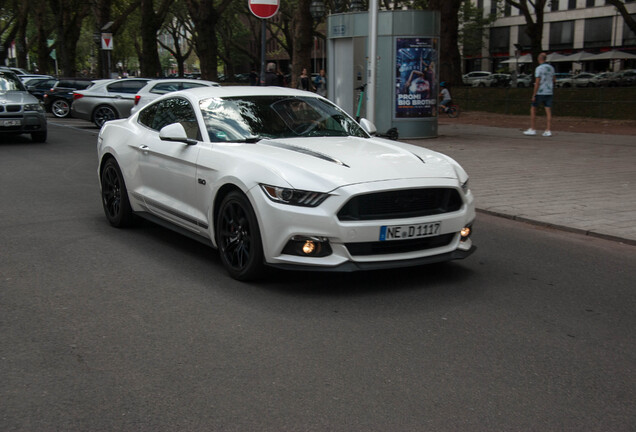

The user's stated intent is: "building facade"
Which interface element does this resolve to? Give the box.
[466,0,636,73]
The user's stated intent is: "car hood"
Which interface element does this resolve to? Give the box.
[234,136,461,191]
[0,91,38,104]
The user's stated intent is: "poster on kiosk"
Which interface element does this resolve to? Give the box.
[395,37,438,119]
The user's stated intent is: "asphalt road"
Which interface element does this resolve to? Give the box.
[1,120,635,431]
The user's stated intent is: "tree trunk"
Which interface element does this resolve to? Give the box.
[185,0,234,81]
[428,0,463,86]
[140,0,162,77]
[291,0,313,88]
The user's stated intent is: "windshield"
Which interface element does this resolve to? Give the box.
[199,95,369,142]
[0,72,26,92]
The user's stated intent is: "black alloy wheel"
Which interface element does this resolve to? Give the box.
[93,105,117,128]
[216,191,264,281]
[100,158,134,227]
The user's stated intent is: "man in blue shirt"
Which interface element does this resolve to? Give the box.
[524,52,556,137]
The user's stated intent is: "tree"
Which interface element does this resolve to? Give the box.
[291,0,313,88]
[605,0,636,35]
[49,0,92,76]
[504,0,548,68]
[158,3,195,77]
[139,0,174,77]
[184,0,235,80]
[427,0,463,86]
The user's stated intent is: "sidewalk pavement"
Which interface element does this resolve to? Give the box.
[406,123,636,245]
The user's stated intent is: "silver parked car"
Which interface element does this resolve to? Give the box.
[130,78,220,115]
[462,71,492,86]
[71,78,150,127]
[0,70,47,142]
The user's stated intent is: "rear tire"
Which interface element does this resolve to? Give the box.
[93,105,117,128]
[216,191,264,281]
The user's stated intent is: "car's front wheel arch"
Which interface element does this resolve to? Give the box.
[214,187,265,281]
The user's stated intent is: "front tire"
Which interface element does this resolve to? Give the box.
[216,191,264,281]
[93,105,117,128]
[100,158,134,227]
[31,131,47,143]
[447,106,459,118]
[51,99,71,118]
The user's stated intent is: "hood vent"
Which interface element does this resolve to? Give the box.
[261,140,350,168]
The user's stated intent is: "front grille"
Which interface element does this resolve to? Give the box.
[345,233,455,256]
[6,105,21,112]
[338,188,462,221]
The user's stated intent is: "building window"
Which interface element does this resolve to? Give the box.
[504,2,511,16]
[551,1,559,11]
[568,0,577,9]
[490,26,510,55]
[586,0,595,6]
[549,21,575,50]
[584,16,612,48]
[490,0,497,15]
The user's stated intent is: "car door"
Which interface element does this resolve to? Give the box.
[135,97,206,231]
[105,79,149,117]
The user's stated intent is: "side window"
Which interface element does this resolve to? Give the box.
[143,97,200,141]
[181,82,208,90]
[137,102,159,129]
[106,82,125,93]
[150,83,179,94]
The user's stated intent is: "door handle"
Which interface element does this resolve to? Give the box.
[139,145,149,153]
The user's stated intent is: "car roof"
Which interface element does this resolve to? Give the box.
[173,85,322,100]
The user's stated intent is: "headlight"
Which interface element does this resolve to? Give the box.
[260,184,329,207]
[24,103,45,113]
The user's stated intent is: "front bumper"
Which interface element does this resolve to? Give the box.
[248,178,476,271]
[0,112,47,135]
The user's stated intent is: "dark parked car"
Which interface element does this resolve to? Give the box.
[43,78,96,118]
[25,78,57,100]
[0,70,47,142]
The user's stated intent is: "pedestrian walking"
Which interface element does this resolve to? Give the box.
[314,69,327,97]
[524,52,556,137]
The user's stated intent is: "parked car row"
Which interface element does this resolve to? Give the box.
[463,69,636,88]
[556,70,636,87]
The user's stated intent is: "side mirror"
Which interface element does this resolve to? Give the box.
[159,123,197,145]
[359,118,377,136]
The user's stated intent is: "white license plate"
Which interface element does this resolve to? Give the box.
[2,120,21,126]
[379,222,441,241]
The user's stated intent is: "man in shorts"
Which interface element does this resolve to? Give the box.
[524,52,556,137]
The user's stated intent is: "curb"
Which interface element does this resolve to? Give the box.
[476,209,636,247]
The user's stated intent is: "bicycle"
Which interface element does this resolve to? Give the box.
[355,83,399,140]
[439,103,460,118]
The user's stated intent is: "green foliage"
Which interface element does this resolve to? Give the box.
[458,0,498,58]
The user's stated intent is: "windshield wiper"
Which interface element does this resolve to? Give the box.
[228,136,261,143]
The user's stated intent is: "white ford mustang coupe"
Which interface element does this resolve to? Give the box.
[97,86,475,280]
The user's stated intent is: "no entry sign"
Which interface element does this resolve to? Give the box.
[248,0,279,19]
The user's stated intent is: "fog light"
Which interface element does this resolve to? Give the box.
[460,226,472,241]
[302,240,316,255]
[282,236,332,257]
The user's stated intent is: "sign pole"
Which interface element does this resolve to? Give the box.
[260,19,266,85]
